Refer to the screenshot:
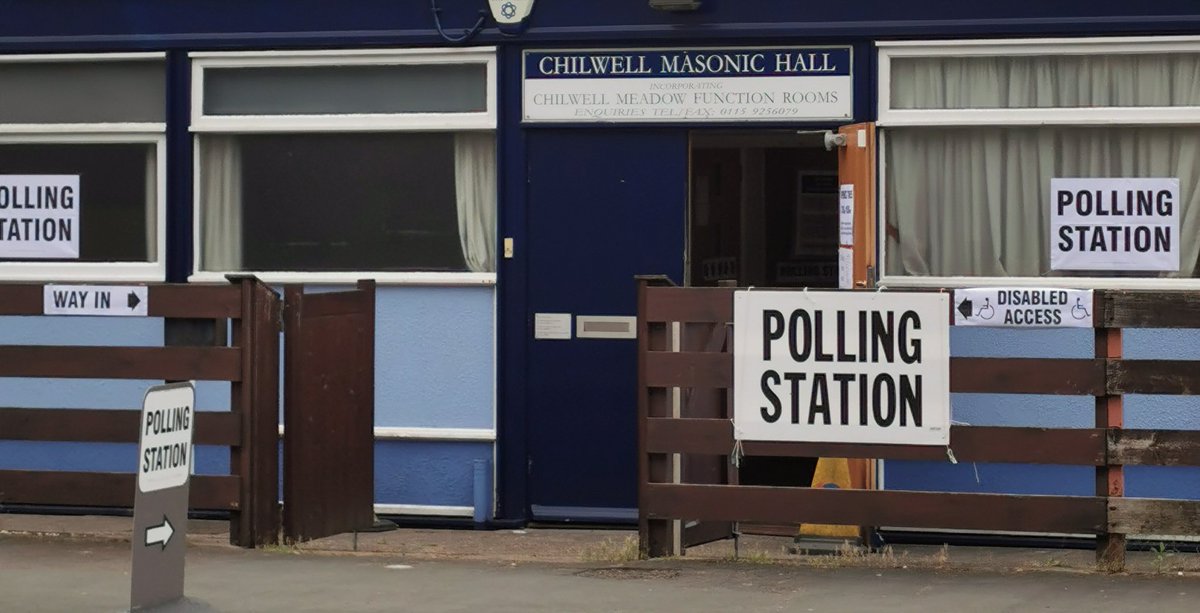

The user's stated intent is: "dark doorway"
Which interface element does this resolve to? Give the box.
[687,131,839,491]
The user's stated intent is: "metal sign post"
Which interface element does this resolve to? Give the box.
[131,382,195,610]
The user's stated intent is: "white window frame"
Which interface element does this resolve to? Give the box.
[877,36,1200,290]
[188,48,498,286]
[0,52,167,282]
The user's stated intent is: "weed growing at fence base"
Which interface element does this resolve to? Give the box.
[580,536,640,564]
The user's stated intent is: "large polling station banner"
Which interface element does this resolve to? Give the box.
[522,47,853,123]
[0,175,80,259]
[1051,178,1180,272]
[733,291,950,446]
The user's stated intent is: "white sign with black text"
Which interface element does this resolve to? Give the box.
[838,183,854,245]
[733,291,950,446]
[0,175,79,259]
[1051,178,1180,271]
[137,383,195,494]
[954,288,1094,328]
[43,284,148,317]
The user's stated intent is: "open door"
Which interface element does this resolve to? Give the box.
[282,281,376,543]
[836,121,878,500]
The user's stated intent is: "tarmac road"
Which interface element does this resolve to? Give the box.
[1,535,1197,612]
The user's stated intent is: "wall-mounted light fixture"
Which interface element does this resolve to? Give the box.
[649,0,702,11]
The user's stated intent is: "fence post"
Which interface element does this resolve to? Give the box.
[229,276,281,547]
[1096,293,1125,571]
[637,276,676,558]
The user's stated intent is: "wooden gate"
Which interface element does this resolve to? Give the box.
[638,278,1200,570]
[282,281,376,542]
[0,278,281,547]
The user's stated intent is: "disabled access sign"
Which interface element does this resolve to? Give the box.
[954,288,1094,328]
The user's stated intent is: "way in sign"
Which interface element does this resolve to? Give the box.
[51,289,109,310]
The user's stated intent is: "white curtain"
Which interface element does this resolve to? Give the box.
[886,54,1200,278]
[201,135,243,271]
[145,147,157,260]
[453,132,497,273]
[890,54,1200,109]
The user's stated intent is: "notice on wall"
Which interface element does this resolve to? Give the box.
[733,291,950,446]
[0,175,80,259]
[534,312,572,340]
[837,247,854,290]
[1051,178,1180,271]
[523,47,853,123]
[838,184,854,245]
[954,288,1093,328]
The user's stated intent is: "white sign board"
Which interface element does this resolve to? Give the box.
[954,288,1094,328]
[838,183,854,245]
[0,175,80,259]
[733,291,950,446]
[43,284,148,317]
[137,383,195,493]
[837,247,854,290]
[523,47,853,123]
[534,312,572,340]
[1051,178,1180,271]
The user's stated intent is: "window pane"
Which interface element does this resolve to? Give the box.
[890,54,1200,109]
[200,132,496,272]
[203,64,488,115]
[884,126,1200,278]
[0,61,165,123]
[0,143,155,262]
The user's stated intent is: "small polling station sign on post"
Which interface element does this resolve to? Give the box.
[131,382,195,610]
[733,291,950,446]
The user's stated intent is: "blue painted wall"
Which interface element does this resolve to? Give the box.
[0,284,495,511]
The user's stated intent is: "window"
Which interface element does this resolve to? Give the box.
[878,38,1200,287]
[191,49,497,283]
[0,54,165,281]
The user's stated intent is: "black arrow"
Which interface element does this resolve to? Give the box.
[144,515,174,550]
[957,299,973,319]
[127,291,141,310]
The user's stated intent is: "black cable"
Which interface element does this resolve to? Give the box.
[430,0,488,44]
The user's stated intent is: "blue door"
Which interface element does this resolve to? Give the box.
[525,129,687,522]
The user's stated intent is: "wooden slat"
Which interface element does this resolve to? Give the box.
[0,284,242,319]
[1109,430,1200,466]
[644,351,732,389]
[0,470,240,510]
[644,287,734,324]
[643,483,1105,534]
[1108,359,1200,394]
[1101,291,1200,329]
[0,408,240,446]
[0,346,241,381]
[298,290,370,319]
[645,419,1105,465]
[1108,498,1200,535]
[148,285,243,319]
[951,358,1105,394]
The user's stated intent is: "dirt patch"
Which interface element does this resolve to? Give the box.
[575,567,682,581]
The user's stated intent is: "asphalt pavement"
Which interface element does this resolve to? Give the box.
[2,534,1198,612]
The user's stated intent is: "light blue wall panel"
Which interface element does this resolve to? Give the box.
[373,286,495,429]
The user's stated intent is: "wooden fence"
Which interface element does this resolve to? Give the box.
[0,278,281,547]
[637,277,1200,570]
